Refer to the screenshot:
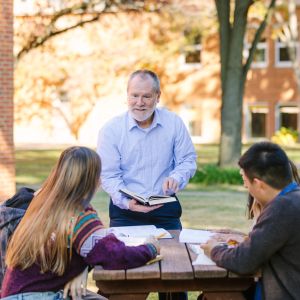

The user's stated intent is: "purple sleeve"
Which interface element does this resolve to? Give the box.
[84,234,156,270]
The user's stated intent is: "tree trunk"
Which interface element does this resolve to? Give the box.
[217,0,251,167]
[216,0,276,167]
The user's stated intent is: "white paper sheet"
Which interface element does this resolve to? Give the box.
[188,244,216,266]
[117,236,147,246]
[192,250,216,266]
[109,225,172,239]
[179,228,215,243]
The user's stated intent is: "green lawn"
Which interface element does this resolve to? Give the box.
[16,143,300,187]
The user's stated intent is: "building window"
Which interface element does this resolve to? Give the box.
[275,39,299,67]
[247,105,268,138]
[189,119,202,137]
[244,26,268,68]
[179,104,202,141]
[181,29,201,67]
[275,40,291,67]
[277,105,299,130]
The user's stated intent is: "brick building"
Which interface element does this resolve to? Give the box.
[12,1,300,146]
[0,0,15,201]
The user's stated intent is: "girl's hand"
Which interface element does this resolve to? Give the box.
[63,267,88,300]
[145,235,160,254]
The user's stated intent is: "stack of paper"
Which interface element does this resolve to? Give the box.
[109,225,173,239]
[179,228,215,244]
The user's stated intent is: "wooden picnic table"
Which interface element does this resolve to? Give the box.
[93,230,254,300]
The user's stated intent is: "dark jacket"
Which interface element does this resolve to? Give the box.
[0,188,34,289]
[211,187,300,300]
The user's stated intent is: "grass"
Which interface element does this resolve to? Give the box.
[16,149,62,186]
[16,143,300,187]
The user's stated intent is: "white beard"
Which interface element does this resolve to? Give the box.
[129,107,155,122]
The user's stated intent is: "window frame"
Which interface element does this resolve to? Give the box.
[180,29,202,69]
[244,25,268,69]
[274,40,300,68]
[275,104,299,131]
[245,103,269,139]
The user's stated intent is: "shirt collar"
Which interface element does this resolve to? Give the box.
[128,108,162,131]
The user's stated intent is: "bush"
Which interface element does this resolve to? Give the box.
[190,164,243,185]
[271,127,298,146]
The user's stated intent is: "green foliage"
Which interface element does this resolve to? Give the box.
[190,164,243,185]
[271,127,298,146]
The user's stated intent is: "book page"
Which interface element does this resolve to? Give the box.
[179,228,215,243]
[148,196,176,205]
[119,188,147,204]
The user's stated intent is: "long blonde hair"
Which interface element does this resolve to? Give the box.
[6,146,101,275]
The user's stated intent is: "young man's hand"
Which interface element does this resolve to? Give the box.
[201,239,221,257]
[128,199,162,213]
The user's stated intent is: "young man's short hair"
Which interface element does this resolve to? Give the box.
[238,142,292,190]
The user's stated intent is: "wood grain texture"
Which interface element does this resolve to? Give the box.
[160,232,194,280]
[186,245,227,278]
[126,261,160,279]
[93,265,125,280]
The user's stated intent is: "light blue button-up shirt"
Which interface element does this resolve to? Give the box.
[97,108,197,209]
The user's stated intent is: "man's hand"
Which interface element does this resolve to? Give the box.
[162,177,179,195]
[63,267,88,300]
[200,239,220,257]
[128,199,162,212]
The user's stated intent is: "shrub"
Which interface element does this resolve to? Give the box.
[271,127,298,146]
[190,164,243,185]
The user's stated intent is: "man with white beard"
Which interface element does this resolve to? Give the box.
[97,69,197,230]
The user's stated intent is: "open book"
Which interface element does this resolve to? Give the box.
[119,188,177,206]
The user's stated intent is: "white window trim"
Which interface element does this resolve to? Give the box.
[245,103,269,139]
[275,103,299,130]
[244,23,268,69]
[244,42,268,68]
[275,41,300,68]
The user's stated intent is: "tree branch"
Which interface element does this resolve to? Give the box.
[16,0,166,60]
[17,15,101,60]
[243,0,277,76]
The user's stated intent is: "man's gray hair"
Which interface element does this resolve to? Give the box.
[127,69,160,93]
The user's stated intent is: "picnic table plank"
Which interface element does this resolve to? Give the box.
[160,231,194,280]
[186,244,228,278]
[126,260,160,279]
[93,265,125,281]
